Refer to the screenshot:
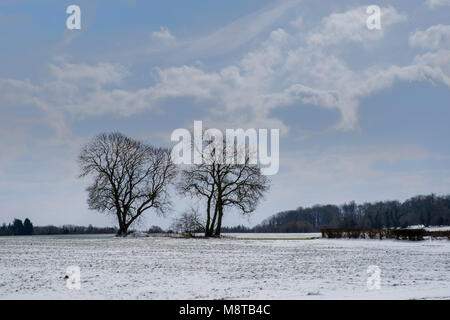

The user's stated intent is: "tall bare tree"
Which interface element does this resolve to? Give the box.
[178,138,270,237]
[78,132,177,236]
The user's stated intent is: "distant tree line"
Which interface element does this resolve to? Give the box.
[221,225,254,233]
[4,193,448,236]
[0,218,34,236]
[0,218,117,236]
[222,194,450,233]
[33,225,118,235]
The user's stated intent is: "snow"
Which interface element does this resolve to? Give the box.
[0,234,449,300]
[407,225,450,231]
[126,232,150,238]
[224,233,322,239]
[425,226,450,231]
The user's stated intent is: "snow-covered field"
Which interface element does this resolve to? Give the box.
[0,234,449,300]
[224,233,321,239]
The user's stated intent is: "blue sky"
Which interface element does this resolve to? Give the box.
[0,0,449,229]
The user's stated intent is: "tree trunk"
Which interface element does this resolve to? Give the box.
[205,194,213,237]
[117,211,128,236]
[215,205,224,236]
[208,203,219,237]
[117,226,128,236]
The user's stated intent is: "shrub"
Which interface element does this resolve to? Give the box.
[389,229,426,241]
[425,230,450,240]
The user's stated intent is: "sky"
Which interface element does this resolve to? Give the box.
[0,0,449,229]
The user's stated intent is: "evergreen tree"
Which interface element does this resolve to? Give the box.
[23,218,34,235]
[12,219,25,235]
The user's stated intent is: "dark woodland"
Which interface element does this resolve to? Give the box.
[222,194,450,233]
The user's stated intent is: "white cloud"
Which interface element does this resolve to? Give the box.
[90,0,302,66]
[409,25,450,50]
[1,7,449,136]
[0,61,130,134]
[135,6,409,131]
[306,6,406,47]
[49,61,128,87]
[151,26,175,42]
[426,0,450,9]
[180,0,301,58]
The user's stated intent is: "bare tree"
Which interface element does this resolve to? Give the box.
[178,161,216,236]
[178,138,270,237]
[78,132,177,236]
[171,208,204,237]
